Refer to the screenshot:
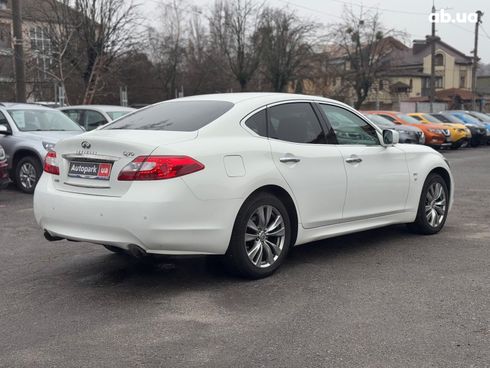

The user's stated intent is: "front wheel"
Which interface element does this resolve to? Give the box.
[15,156,42,194]
[407,174,449,235]
[225,193,291,279]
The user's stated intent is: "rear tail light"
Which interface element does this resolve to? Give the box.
[118,156,204,181]
[44,151,59,175]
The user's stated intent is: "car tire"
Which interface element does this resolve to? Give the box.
[15,156,42,194]
[407,173,449,235]
[103,245,127,254]
[225,192,291,279]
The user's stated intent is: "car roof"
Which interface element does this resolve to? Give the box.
[0,102,56,110]
[59,105,135,112]
[172,92,339,105]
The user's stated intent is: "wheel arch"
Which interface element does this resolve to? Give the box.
[245,184,299,246]
[12,149,43,172]
[427,166,451,194]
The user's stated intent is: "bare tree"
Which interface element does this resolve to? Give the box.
[31,0,140,104]
[148,0,188,100]
[209,0,262,91]
[258,8,316,92]
[329,6,405,108]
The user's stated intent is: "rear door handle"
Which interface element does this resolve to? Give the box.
[345,156,362,164]
[280,157,301,163]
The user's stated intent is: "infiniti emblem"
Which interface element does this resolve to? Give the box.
[81,141,91,149]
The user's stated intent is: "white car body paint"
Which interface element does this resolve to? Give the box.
[34,93,453,255]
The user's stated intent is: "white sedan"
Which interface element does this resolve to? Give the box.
[34,93,453,278]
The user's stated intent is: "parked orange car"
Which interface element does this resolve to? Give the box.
[365,111,450,148]
[408,113,471,149]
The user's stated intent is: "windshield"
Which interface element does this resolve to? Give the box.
[438,113,464,124]
[107,111,133,120]
[469,111,490,122]
[366,114,395,126]
[104,100,234,131]
[454,113,481,125]
[7,109,83,132]
[397,114,422,124]
[421,114,443,123]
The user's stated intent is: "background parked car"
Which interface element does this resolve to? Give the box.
[430,113,485,147]
[443,111,489,146]
[0,144,9,189]
[0,103,83,193]
[365,111,449,148]
[465,111,490,143]
[59,105,136,131]
[362,113,424,144]
[408,113,470,149]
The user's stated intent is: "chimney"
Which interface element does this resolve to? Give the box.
[412,39,427,55]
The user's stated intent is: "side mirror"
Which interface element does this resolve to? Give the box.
[0,124,11,135]
[382,129,399,146]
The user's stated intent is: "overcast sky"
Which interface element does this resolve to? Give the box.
[140,0,490,63]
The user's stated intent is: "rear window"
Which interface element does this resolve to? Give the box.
[104,100,234,131]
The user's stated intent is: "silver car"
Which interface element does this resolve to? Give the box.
[59,105,136,131]
[0,103,83,193]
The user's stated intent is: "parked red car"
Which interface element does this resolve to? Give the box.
[0,144,9,189]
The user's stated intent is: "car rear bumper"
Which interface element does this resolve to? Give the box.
[34,174,242,255]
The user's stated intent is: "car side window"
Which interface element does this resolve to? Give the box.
[268,103,326,144]
[319,104,380,146]
[84,110,107,130]
[244,109,267,137]
[0,111,11,132]
[63,110,82,124]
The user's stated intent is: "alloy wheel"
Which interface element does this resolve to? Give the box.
[19,162,37,190]
[245,205,286,268]
[425,182,447,228]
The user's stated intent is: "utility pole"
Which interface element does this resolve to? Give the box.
[429,3,437,113]
[472,10,483,111]
[11,0,26,102]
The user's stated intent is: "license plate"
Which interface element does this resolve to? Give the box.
[68,162,112,180]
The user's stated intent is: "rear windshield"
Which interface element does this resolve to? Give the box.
[104,100,234,131]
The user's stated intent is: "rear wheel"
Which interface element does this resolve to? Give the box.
[225,193,291,279]
[15,156,42,194]
[407,173,449,235]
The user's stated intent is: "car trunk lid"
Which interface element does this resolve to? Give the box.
[51,130,197,197]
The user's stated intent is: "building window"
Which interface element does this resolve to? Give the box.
[435,76,443,89]
[0,0,7,10]
[0,23,10,49]
[379,80,384,91]
[460,70,467,88]
[29,27,53,80]
[435,53,444,66]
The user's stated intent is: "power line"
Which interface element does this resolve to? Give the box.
[481,25,490,40]
[275,0,343,20]
[321,0,427,16]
